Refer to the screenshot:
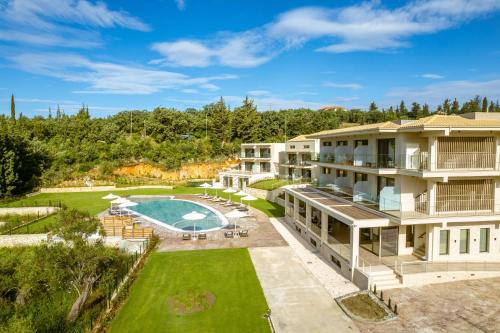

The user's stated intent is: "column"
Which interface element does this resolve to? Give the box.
[350,225,360,279]
[284,192,290,218]
[428,181,436,215]
[428,136,437,171]
[293,197,300,222]
[305,203,312,229]
[321,211,329,243]
[425,224,434,261]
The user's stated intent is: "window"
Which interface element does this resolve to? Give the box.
[439,230,449,255]
[304,145,310,148]
[336,140,348,146]
[355,139,368,147]
[355,172,368,182]
[336,170,347,177]
[322,141,332,147]
[459,229,470,254]
[322,167,331,174]
[290,145,295,149]
[480,228,490,253]
[310,238,317,247]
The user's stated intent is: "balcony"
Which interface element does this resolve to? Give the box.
[326,235,351,261]
[402,152,497,171]
[313,153,397,168]
[282,160,312,167]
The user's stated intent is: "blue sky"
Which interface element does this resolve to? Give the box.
[0,0,500,117]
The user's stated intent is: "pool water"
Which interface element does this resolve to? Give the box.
[129,199,226,232]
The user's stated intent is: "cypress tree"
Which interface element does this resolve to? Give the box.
[482,97,488,112]
[451,99,460,114]
[10,94,15,123]
[422,103,430,117]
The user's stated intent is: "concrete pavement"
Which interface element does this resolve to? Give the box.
[250,246,359,333]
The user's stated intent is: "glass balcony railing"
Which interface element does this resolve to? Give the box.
[240,152,271,158]
[312,153,397,168]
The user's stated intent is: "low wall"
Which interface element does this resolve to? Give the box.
[39,185,173,193]
[401,270,500,287]
[0,234,48,247]
[244,187,284,202]
[0,207,59,216]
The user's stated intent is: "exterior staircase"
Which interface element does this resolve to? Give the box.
[414,245,426,259]
[368,266,402,291]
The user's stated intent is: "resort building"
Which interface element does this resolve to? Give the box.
[282,112,500,289]
[278,135,320,182]
[220,143,285,188]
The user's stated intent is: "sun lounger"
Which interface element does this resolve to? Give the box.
[240,230,248,237]
[198,233,207,240]
[182,233,191,240]
[237,206,249,211]
[224,231,234,238]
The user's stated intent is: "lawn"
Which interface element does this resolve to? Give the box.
[0,187,284,231]
[109,249,271,333]
[250,179,293,191]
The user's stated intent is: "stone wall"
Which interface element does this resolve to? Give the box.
[0,207,59,216]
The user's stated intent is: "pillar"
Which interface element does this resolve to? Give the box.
[428,181,436,215]
[321,211,329,243]
[306,203,312,229]
[428,136,437,171]
[350,225,360,279]
[293,197,300,222]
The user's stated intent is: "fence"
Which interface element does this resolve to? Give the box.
[89,237,158,332]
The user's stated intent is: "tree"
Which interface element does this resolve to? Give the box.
[443,99,451,114]
[482,97,489,112]
[422,103,430,117]
[10,94,15,123]
[410,102,421,119]
[451,99,460,114]
[232,97,261,142]
[397,101,408,118]
[369,102,378,112]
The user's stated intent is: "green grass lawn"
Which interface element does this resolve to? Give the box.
[109,249,270,333]
[250,179,294,191]
[0,187,284,229]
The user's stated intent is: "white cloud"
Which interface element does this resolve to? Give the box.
[419,73,445,79]
[387,78,500,104]
[323,81,363,90]
[0,0,150,47]
[247,90,271,97]
[151,0,500,67]
[151,29,279,68]
[175,0,185,10]
[8,52,237,95]
[181,88,199,94]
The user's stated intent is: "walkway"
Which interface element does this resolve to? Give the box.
[269,217,358,298]
[0,234,47,247]
[250,246,359,333]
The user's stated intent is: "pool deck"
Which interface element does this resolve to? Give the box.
[136,195,287,251]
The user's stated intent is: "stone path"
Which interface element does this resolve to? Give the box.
[269,217,358,298]
[250,246,359,333]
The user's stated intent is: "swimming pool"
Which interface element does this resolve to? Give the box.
[128,199,228,232]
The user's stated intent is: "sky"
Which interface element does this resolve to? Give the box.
[0,0,500,117]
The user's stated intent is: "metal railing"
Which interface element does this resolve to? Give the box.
[395,260,500,275]
[401,152,498,171]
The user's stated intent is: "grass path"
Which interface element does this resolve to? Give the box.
[109,249,271,333]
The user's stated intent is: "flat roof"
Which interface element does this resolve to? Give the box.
[285,186,390,225]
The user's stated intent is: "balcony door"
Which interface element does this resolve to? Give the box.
[377,139,395,168]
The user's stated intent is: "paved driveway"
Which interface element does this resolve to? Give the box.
[250,246,359,333]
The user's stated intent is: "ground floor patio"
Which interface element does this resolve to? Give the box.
[356,277,500,333]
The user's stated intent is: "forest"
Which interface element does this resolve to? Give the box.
[1,95,499,197]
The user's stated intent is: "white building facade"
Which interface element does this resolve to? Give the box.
[283,113,500,289]
[219,143,285,188]
[278,135,320,183]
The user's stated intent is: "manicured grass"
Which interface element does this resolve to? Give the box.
[0,186,284,221]
[109,249,270,333]
[250,179,294,191]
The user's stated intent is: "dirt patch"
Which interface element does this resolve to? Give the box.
[340,293,387,321]
[167,289,216,315]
